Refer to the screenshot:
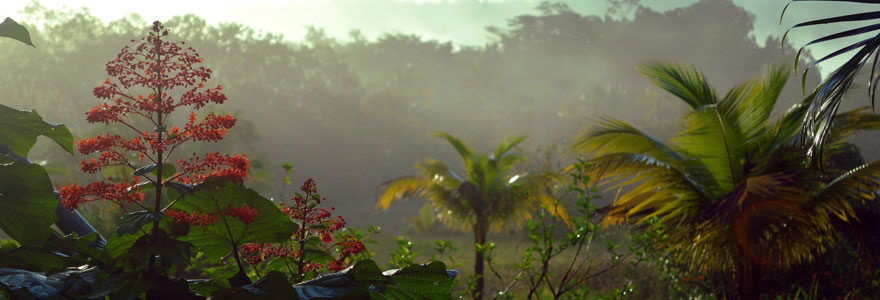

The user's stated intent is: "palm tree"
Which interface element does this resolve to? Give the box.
[571,62,880,299]
[377,132,569,300]
[782,0,880,164]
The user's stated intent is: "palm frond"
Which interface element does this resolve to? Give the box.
[494,135,527,161]
[415,158,463,190]
[638,62,718,109]
[587,152,712,226]
[826,106,880,142]
[783,1,880,165]
[517,171,570,226]
[727,63,790,141]
[436,131,475,167]
[815,161,880,222]
[682,172,823,272]
[376,176,427,210]
[570,116,683,163]
[673,104,747,193]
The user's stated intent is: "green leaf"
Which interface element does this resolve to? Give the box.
[293,260,378,299]
[157,236,193,273]
[135,163,176,179]
[169,177,297,260]
[371,261,455,300]
[1,233,109,273]
[188,278,230,298]
[0,268,57,299]
[213,270,300,300]
[115,210,160,237]
[302,247,334,264]
[165,181,193,195]
[291,260,455,300]
[0,18,33,47]
[106,218,188,270]
[0,158,57,245]
[156,163,176,180]
[105,232,142,261]
[0,104,73,157]
[133,164,157,176]
[347,259,387,286]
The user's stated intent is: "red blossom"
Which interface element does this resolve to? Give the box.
[241,179,365,274]
[59,177,144,210]
[59,21,250,228]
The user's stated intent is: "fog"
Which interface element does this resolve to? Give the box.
[4,0,871,233]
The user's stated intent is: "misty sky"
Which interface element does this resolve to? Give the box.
[0,0,873,76]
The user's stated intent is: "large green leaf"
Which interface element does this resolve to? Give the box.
[213,270,300,300]
[0,233,108,273]
[0,104,72,157]
[292,259,454,300]
[0,18,33,47]
[371,261,455,300]
[170,177,297,260]
[0,268,57,299]
[105,217,190,271]
[0,267,101,300]
[115,210,161,237]
[0,158,57,245]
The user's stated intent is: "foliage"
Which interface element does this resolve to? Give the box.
[0,17,33,47]
[571,62,880,298]
[241,177,366,281]
[387,236,419,269]
[378,132,569,299]
[0,1,817,222]
[481,160,651,300]
[782,0,880,164]
[0,20,456,300]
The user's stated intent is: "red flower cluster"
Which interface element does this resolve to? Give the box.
[59,21,249,216]
[175,152,249,185]
[58,177,144,210]
[241,178,365,273]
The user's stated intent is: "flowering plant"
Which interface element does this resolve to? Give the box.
[242,178,366,279]
[0,20,454,300]
[57,21,257,276]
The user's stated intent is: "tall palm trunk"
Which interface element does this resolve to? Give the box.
[731,258,757,300]
[472,221,488,300]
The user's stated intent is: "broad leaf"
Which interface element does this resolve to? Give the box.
[115,210,161,237]
[0,268,57,299]
[0,233,108,273]
[0,104,72,157]
[0,267,101,300]
[0,18,33,47]
[371,261,455,300]
[0,158,57,245]
[169,177,297,260]
[212,270,300,300]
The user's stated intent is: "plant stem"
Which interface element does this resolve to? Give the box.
[148,32,165,274]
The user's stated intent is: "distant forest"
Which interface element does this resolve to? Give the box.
[1,0,849,227]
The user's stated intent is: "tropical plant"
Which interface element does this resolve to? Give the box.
[0,17,33,47]
[377,132,569,300]
[782,0,880,164]
[570,62,880,299]
[488,159,649,300]
[240,177,367,281]
[0,20,457,300]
